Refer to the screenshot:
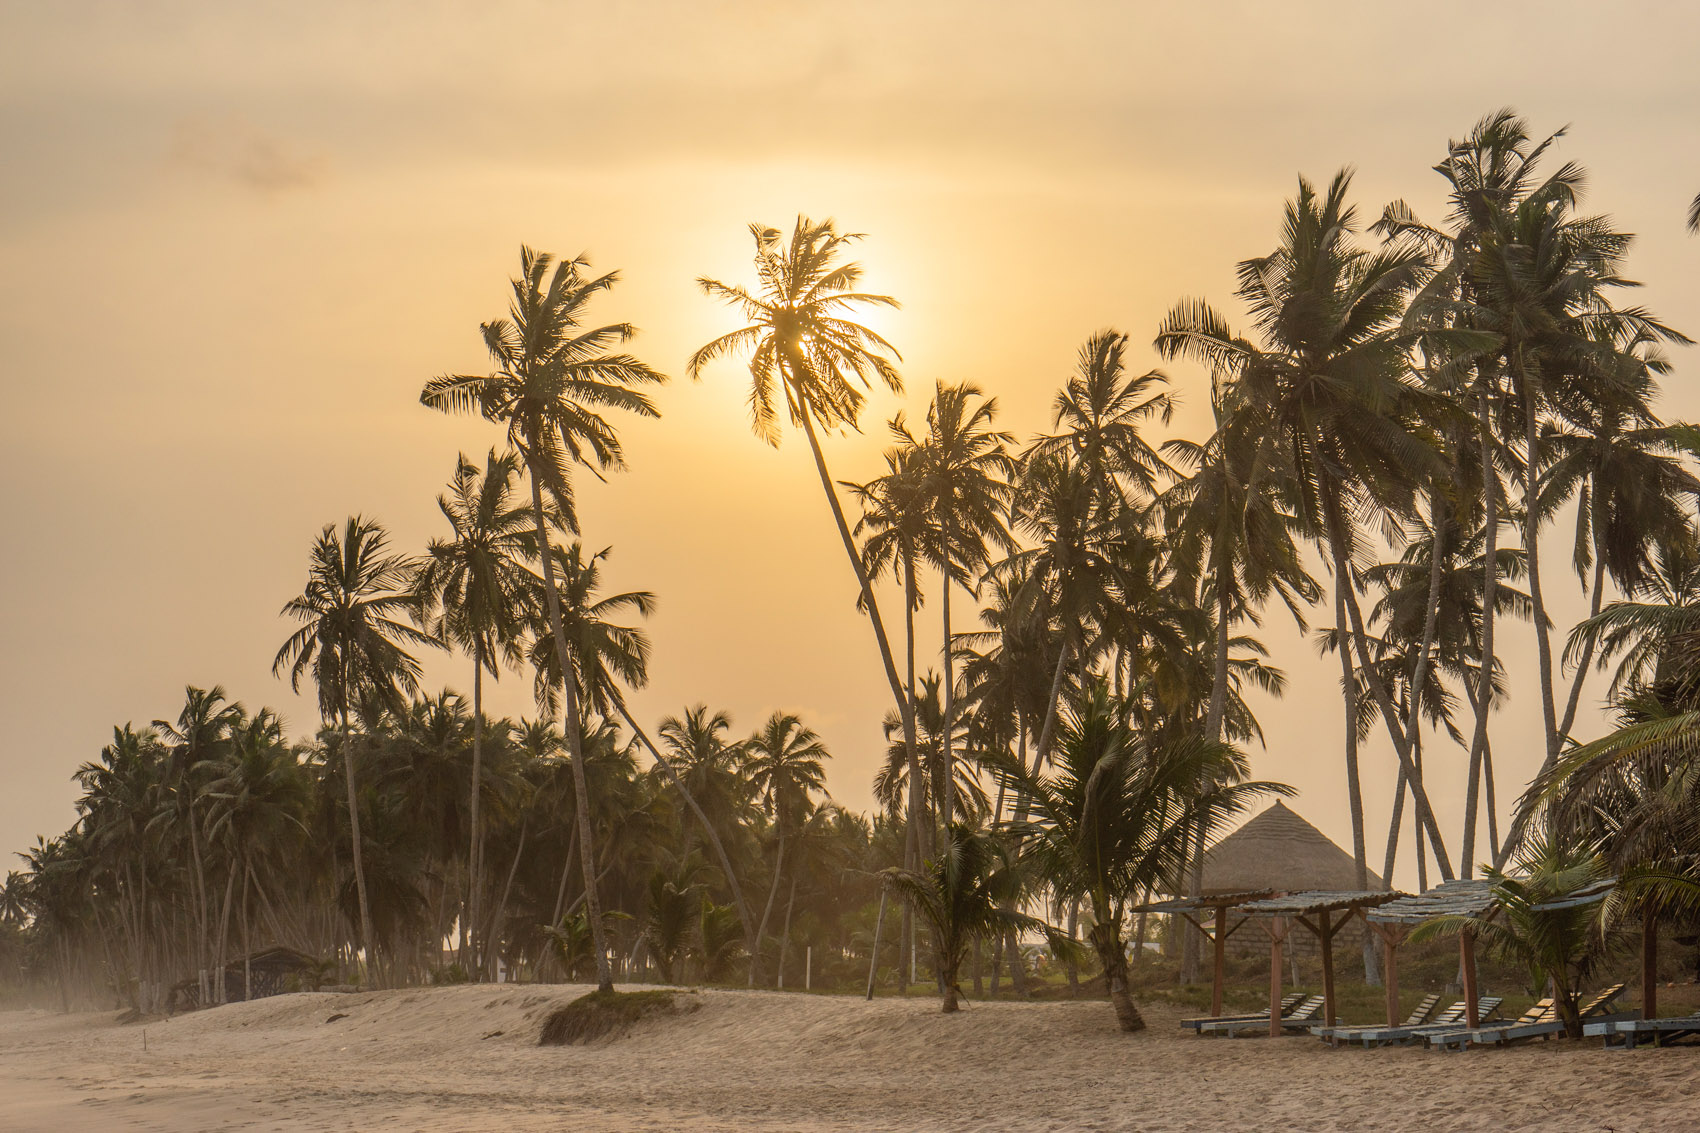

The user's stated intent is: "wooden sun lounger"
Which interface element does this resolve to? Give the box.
[1313,993,1441,1046]
[1586,1011,1700,1049]
[1198,994,1325,1037]
[1338,997,1503,1049]
[1436,984,1630,1050]
[1182,993,1304,1032]
[1426,998,1553,1052]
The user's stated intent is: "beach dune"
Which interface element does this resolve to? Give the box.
[1,984,1695,1131]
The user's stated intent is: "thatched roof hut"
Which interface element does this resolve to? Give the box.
[1200,800,1383,895]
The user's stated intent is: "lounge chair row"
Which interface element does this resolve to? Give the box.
[1312,984,1633,1051]
[1585,1011,1700,1049]
[1313,995,1503,1048]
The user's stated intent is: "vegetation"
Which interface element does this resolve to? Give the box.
[7,110,1699,1039]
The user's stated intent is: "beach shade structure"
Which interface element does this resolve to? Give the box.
[1130,889,1273,1020]
[1364,879,1499,1029]
[1239,890,1403,1036]
[1196,801,1384,896]
[169,946,321,1011]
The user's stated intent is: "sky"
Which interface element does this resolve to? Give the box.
[1,0,1697,889]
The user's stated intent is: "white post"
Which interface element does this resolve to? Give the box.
[806,946,812,991]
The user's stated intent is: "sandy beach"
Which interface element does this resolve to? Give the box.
[1,985,1695,1132]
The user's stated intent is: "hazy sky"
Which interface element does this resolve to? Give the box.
[2,1,1696,888]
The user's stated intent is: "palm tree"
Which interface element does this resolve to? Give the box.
[421,246,667,992]
[745,711,828,984]
[999,684,1282,1031]
[903,382,1015,827]
[414,448,541,978]
[1030,331,1173,508]
[878,823,1060,1012]
[690,217,918,813]
[1157,168,1452,886]
[274,516,435,983]
[199,708,308,1000]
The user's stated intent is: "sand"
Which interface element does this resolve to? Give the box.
[1,985,1694,1131]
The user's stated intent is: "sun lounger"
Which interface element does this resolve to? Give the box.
[1197,994,1326,1037]
[1426,998,1553,1051]
[1334,997,1503,1049]
[1312,992,1441,1046]
[1182,993,1305,1032]
[1435,984,1629,1050]
[1586,1011,1700,1049]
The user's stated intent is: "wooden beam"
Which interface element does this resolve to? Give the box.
[1460,927,1479,1028]
[1212,904,1227,1017]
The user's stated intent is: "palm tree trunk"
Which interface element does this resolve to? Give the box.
[753,834,786,986]
[1031,627,1077,785]
[334,701,380,991]
[1463,390,1499,879]
[612,699,760,984]
[466,645,484,980]
[528,472,615,993]
[241,864,252,1003]
[1557,552,1607,741]
[1520,367,1561,772]
[1332,563,1369,891]
[1183,583,1233,983]
[486,816,528,980]
[903,560,926,864]
[1088,916,1143,1032]
[777,869,799,989]
[941,553,956,829]
[550,817,577,929]
[793,397,919,820]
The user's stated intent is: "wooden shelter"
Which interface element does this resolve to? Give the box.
[1133,891,1272,1016]
[170,946,319,1011]
[1241,890,1402,1035]
[1365,879,1497,1028]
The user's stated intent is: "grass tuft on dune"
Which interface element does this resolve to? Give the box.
[537,989,699,1046]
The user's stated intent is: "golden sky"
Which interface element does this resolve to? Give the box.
[2,1,1696,885]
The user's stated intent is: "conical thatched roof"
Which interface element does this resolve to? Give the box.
[1198,800,1383,895]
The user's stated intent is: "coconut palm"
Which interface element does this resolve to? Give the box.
[414,448,542,977]
[878,822,1060,1012]
[422,246,667,992]
[745,711,829,983]
[274,516,435,983]
[1030,331,1173,508]
[1157,167,1451,885]
[1000,684,1282,1031]
[690,217,918,808]
[902,381,1016,827]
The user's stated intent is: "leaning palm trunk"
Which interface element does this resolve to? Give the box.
[466,644,485,979]
[529,474,614,992]
[940,525,956,828]
[791,374,920,807]
[1557,551,1607,741]
[1183,584,1233,983]
[753,835,786,986]
[1520,370,1561,774]
[612,701,761,984]
[338,706,379,987]
[1088,917,1143,1032]
[1386,491,1448,879]
[1462,390,1498,877]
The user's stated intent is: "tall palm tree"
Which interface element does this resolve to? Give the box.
[274,516,435,982]
[903,381,1015,827]
[414,448,541,978]
[421,246,666,992]
[1157,168,1452,885]
[745,710,829,984]
[1030,331,1173,509]
[690,217,918,812]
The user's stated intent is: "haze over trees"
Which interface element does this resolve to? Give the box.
[5,110,1698,1031]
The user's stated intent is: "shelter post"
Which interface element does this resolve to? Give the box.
[1317,911,1337,1028]
[1642,906,1658,1021]
[1460,927,1479,1028]
[1267,915,1286,1038]
[1212,905,1227,1017]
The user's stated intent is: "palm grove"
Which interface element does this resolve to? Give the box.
[7,112,1700,1033]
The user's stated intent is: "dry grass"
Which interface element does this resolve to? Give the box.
[536,988,699,1046]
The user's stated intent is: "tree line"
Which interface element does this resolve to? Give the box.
[5,109,1698,1032]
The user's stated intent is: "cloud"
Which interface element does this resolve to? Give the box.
[167,115,326,193]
